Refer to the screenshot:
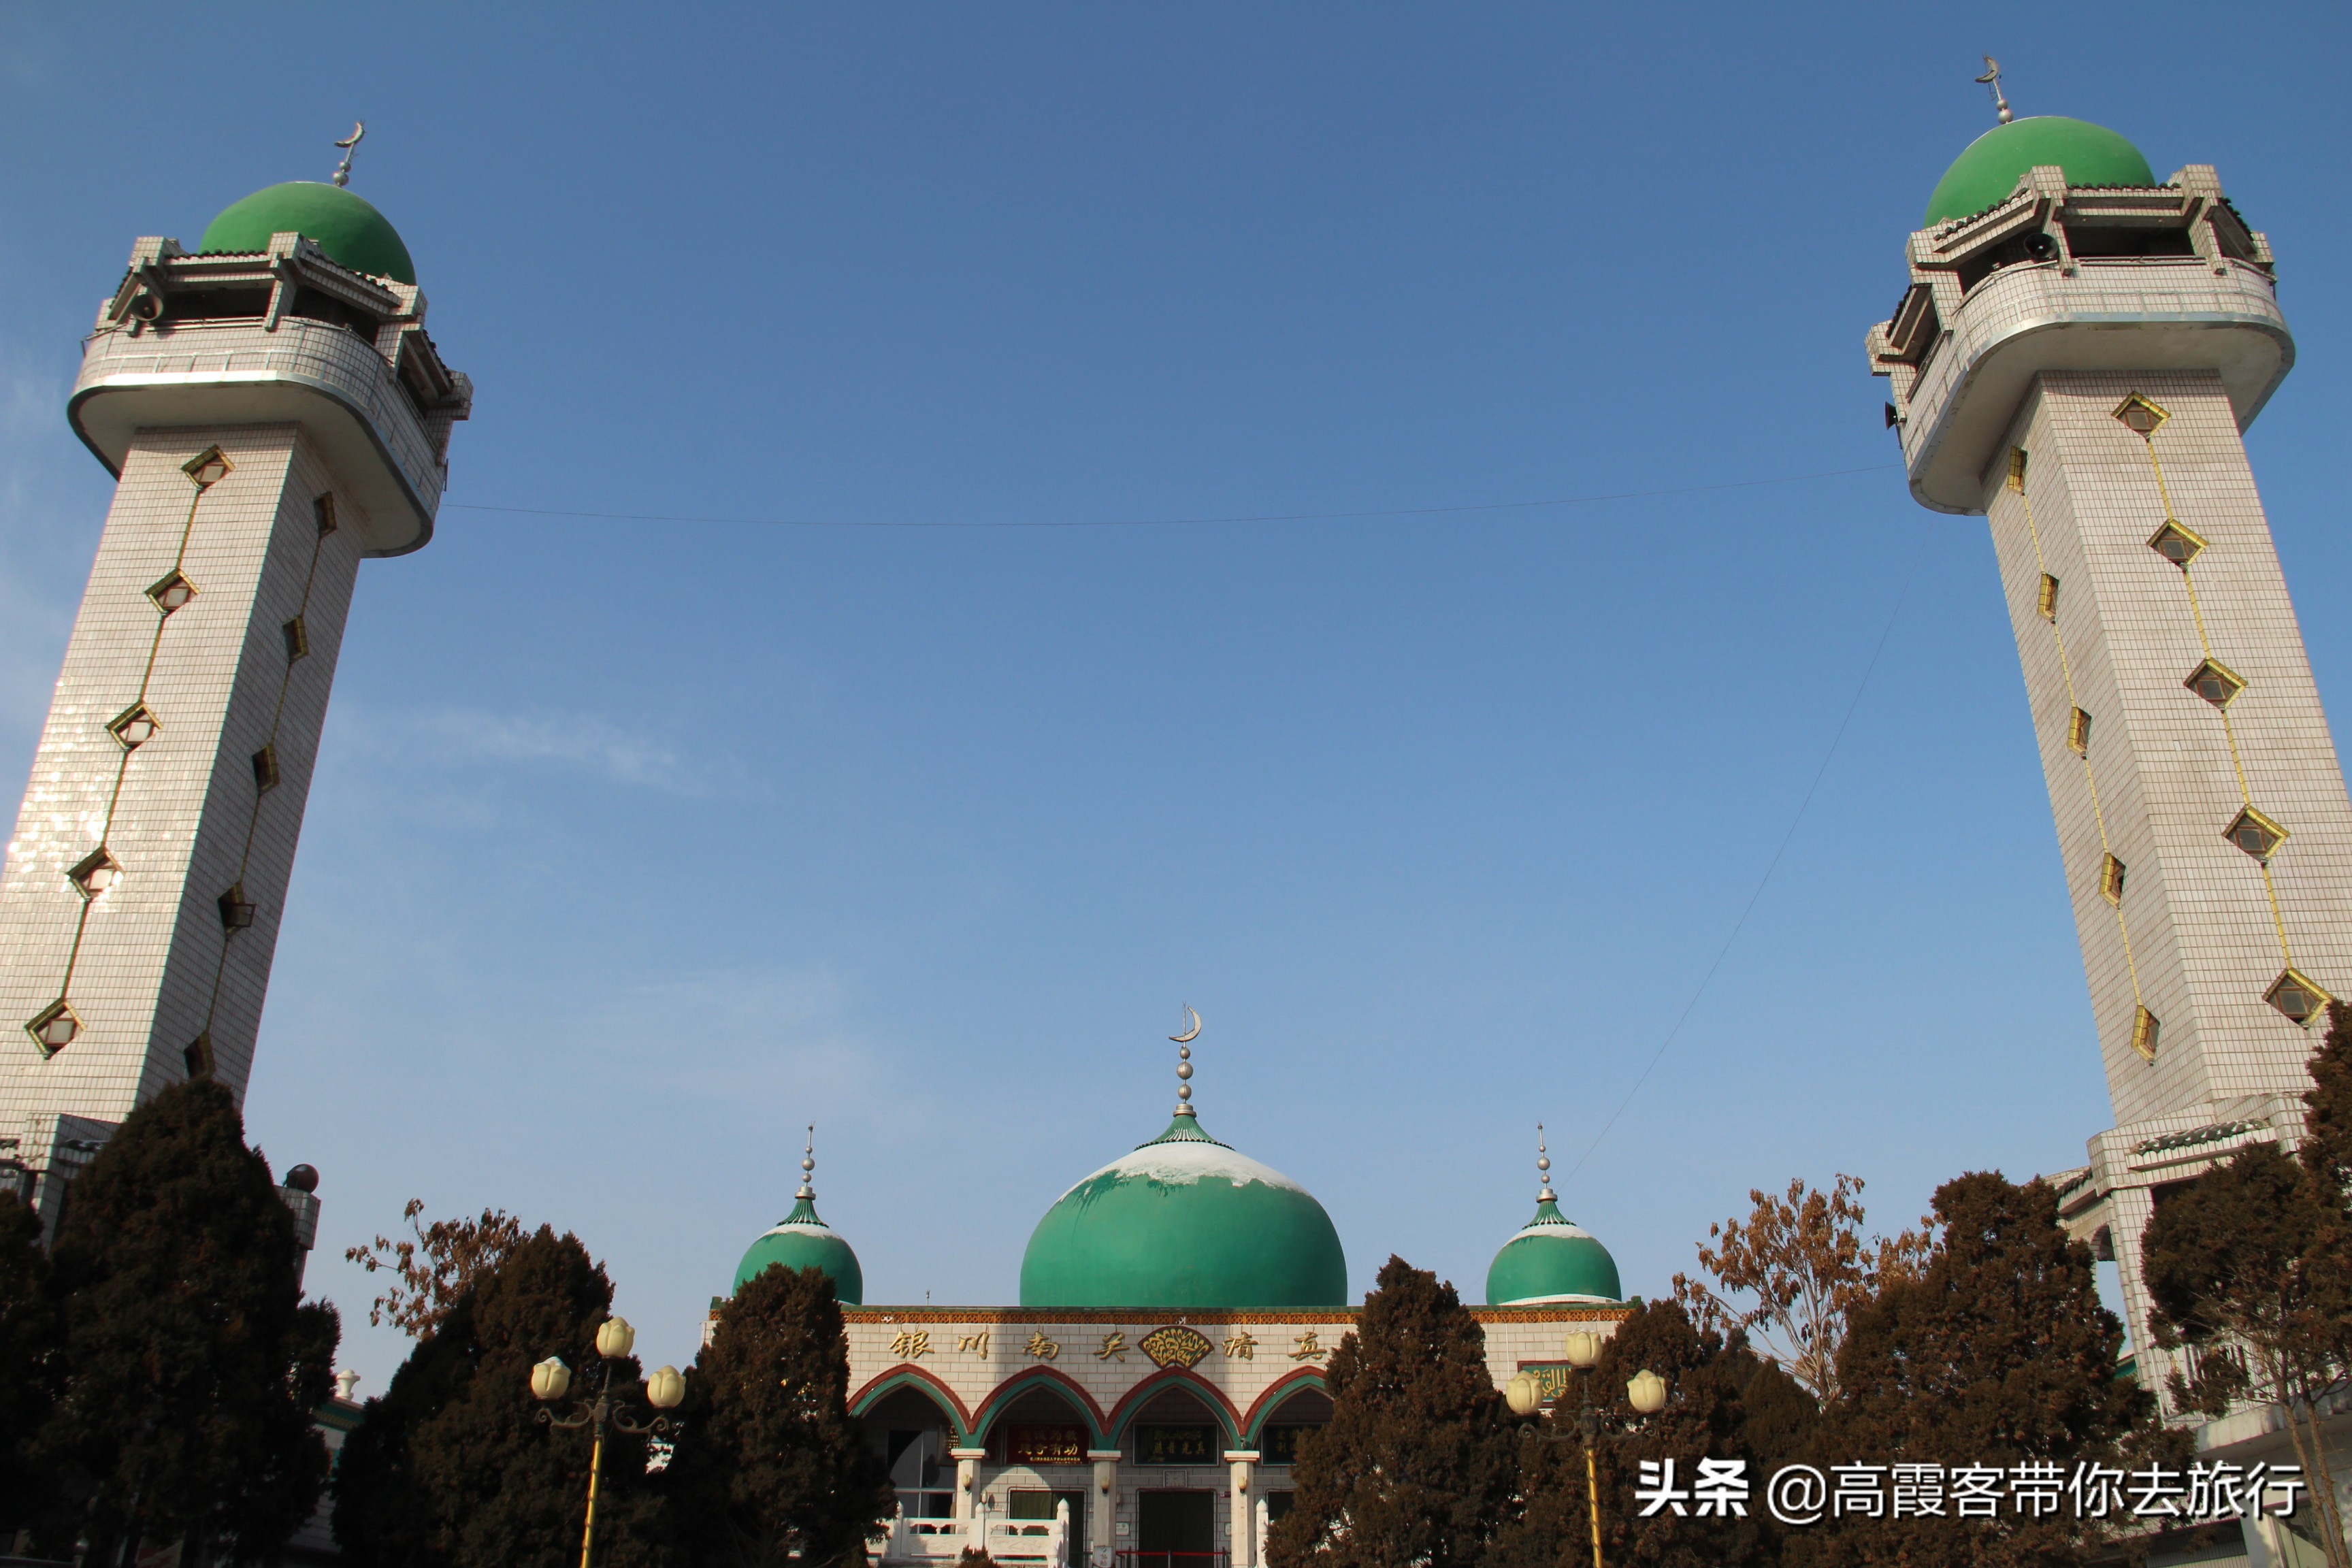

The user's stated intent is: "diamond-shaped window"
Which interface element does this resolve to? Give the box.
[2149,521,2207,567]
[2038,573,2059,623]
[282,617,309,661]
[218,883,256,931]
[2114,394,2169,436]
[26,999,79,1056]
[2225,807,2287,860]
[252,746,280,792]
[314,493,338,537]
[182,446,232,487]
[2186,659,2244,707]
[2130,1005,2160,1063]
[183,1032,214,1079]
[2099,853,2127,906]
[147,572,196,614]
[108,704,159,750]
[2068,708,2092,756]
[68,848,121,898]
[2267,968,2331,1026]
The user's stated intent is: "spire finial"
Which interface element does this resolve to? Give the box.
[1974,56,2013,125]
[1536,1124,1556,1203]
[1170,1006,1201,1115]
[796,1124,816,1201]
[331,122,366,188]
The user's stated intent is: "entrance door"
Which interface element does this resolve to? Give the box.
[1011,1488,1085,1565]
[1137,1490,1215,1568]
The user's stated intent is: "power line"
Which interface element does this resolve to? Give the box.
[444,462,1901,532]
[1564,517,1936,1182]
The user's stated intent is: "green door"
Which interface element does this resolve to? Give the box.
[1137,1490,1215,1566]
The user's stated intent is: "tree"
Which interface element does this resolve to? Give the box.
[2140,1142,2352,1568]
[2298,1002,2352,1198]
[668,1263,895,1568]
[1793,1172,2168,1568]
[35,1079,340,1567]
[333,1225,667,1568]
[0,1192,64,1543]
[346,1199,529,1337]
[1264,1256,1517,1568]
[1490,1300,1780,1568]
[1672,1175,1929,1401]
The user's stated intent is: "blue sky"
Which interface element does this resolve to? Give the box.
[3,4,2349,1392]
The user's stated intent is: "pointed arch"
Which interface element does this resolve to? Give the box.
[1104,1365,1245,1448]
[850,1363,975,1440]
[970,1367,1111,1448]
[1240,1367,1331,1446]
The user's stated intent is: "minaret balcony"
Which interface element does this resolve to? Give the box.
[1893,256,2290,514]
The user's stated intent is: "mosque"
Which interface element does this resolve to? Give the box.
[721,1036,1629,1568]
[3,70,2349,1568]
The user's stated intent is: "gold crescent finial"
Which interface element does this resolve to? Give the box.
[332,121,366,187]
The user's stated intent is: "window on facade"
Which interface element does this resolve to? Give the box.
[2186,660,2244,707]
[2099,854,2126,906]
[2113,394,2168,436]
[314,493,339,536]
[68,849,120,898]
[282,617,310,661]
[109,704,159,750]
[2149,521,2206,567]
[2225,807,2286,860]
[2131,1006,2160,1063]
[2268,970,2330,1025]
[252,747,280,793]
[147,572,196,614]
[2007,448,2028,493]
[2068,708,2092,756]
[27,1000,78,1055]
[2038,574,2059,622]
[182,446,232,487]
[218,883,257,931]
[885,1428,956,1520]
[184,1032,215,1079]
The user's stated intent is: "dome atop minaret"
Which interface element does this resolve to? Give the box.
[1485,1128,1621,1306]
[200,182,416,284]
[1019,1017,1348,1309]
[735,1129,865,1304]
[1923,116,2155,227]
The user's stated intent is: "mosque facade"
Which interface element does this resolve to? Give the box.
[723,1056,1631,1568]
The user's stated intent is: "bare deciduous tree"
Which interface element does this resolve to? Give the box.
[344,1200,527,1337]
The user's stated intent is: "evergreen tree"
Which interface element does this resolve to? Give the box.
[668,1263,894,1568]
[1792,1172,2168,1568]
[0,1192,64,1542]
[35,1079,339,1566]
[333,1226,667,1568]
[1490,1300,1776,1568]
[2140,1142,2352,1568]
[1264,1256,1516,1568]
[2300,1002,2352,1200]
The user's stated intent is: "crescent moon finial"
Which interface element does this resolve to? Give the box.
[331,120,366,187]
[1170,1005,1201,1044]
[1170,1006,1201,1116]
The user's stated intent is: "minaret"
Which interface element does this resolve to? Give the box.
[0,161,470,1230]
[1869,105,2344,1402]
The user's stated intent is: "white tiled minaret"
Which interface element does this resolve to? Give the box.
[1869,119,2346,1407]
[0,180,468,1234]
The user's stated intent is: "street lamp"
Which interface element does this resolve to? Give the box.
[1503,1333,1671,1568]
[533,1316,687,1568]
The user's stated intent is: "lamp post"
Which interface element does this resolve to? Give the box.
[532,1317,687,1568]
[1505,1332,1669,1568]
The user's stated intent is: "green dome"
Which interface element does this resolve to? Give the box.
[199,182,416,284]
[1925,117,2158,228]
[1020,1111,1348,1309]
[1486,1199,1622,1306]
[735,1196,865,1305]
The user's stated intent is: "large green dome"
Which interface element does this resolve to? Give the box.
[1924,117,2157,228]
[199,182,416,284]
[1486,1198,1622,1306]
[736,1194,865,1305]
[1020,1110,1348,1309]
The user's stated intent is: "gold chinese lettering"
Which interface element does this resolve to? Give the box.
[1288,1330,1324,1362]
[1223,1330,1257,1360]
[958,1331,990,1356]
[1026,1331,1062,1362]
[889,1329,932,1360]
[1097,1331,1128,1362]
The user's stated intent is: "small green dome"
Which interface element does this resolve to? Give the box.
[735,1195,865,1305]
[1486,1199,1622,1306]
[1924,117,2158,228]
[1020,1111,1348,1309]
[199,182,416,284]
